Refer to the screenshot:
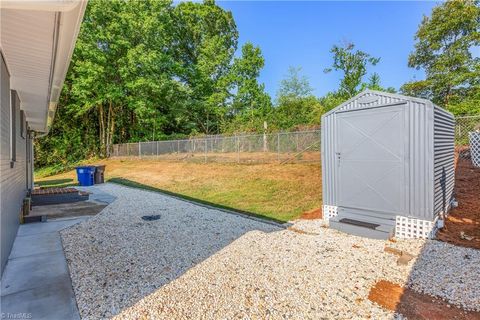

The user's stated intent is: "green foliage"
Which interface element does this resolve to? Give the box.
[172,0,240,133]
[318,92,346,114]
[37,1,475,168]
[324,42,380,98]
[277,66,314,99]
[317,43,389,115]
[401,0,480,115]
[366,73,396,93]
[36,0,271,166]
[319,44,392,114]
[223,43,274,132]
[274,67,323,128]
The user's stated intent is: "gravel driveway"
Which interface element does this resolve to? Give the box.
[61,183,480,319]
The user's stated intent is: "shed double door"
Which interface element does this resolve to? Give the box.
[336,105,407,216]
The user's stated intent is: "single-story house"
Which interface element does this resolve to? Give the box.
[0,0,87,275]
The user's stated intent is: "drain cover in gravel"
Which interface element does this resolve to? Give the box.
[141,215,161,221]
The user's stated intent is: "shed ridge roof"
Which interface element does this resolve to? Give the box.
[322,89,436,119]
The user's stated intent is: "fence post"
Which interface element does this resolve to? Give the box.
[204,138,207,163]
[277,133,280,162]
[236,135,240,164]
[263,121,268,152]
[296,132,299,152]
[139,142,141,159]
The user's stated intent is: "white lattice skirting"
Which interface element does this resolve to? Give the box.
[322,205,338,220]
[470,132,480,167]
[395,216,440,239]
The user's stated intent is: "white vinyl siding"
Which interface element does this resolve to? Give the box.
[1,53,28,275]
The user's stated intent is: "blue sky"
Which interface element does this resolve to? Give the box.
[217,1,440,98]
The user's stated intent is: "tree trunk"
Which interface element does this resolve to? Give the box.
[105,102,115,158]
[99,104,105,157]
[444,86,452,107]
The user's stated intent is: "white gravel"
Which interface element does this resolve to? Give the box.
[61,183,480,319]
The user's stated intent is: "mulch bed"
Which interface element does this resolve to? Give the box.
[32,187,79,195]
[368,280,480,320]
[437,156,480,249]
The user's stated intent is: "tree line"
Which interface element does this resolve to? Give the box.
[35,0,479,168]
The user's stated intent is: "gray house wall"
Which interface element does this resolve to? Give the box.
[1,53,29,275]
[322,90,451,221]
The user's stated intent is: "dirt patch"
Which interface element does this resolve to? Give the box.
[437,156,480,249]
[287,226,320,235]
[384,246,415,266]
[300,207,322,220]
[369,280,480,320]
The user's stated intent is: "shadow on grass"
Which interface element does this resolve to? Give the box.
[108,177,288,225]
[36,178,77,188]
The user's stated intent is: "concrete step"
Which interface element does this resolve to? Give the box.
[25,201,108,223]
[329,212,395,240]
[32,193,89,206]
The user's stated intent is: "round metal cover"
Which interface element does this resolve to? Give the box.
[141,215,161,221]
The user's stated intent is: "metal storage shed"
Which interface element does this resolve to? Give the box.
[321,90,455,239]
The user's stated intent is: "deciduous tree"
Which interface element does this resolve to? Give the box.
[324,42,380,98]
[401,0,480,115]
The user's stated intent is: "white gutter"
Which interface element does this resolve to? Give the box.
[37,0,88,137]
[1,1,80,12]
[39,11,61,137]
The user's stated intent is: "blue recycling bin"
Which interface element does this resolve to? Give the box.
[75,166,95,186]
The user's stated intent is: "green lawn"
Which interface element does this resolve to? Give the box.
[36,158,322,222]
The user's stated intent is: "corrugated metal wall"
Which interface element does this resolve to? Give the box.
[433,106,455,215]
[407,100,434,219]
[322,90,444,221]
[321,112,337,206]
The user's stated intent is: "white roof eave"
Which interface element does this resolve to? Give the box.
[0,0,87,134]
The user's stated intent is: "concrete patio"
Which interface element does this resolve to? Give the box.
[0,187,116,320]
[0,217,86,320]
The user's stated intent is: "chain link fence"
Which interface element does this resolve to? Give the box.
[455,115,480,159]
[112,130,321,164]
[111,115,480,164]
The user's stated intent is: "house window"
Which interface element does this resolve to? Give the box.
[10,90,16,163]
